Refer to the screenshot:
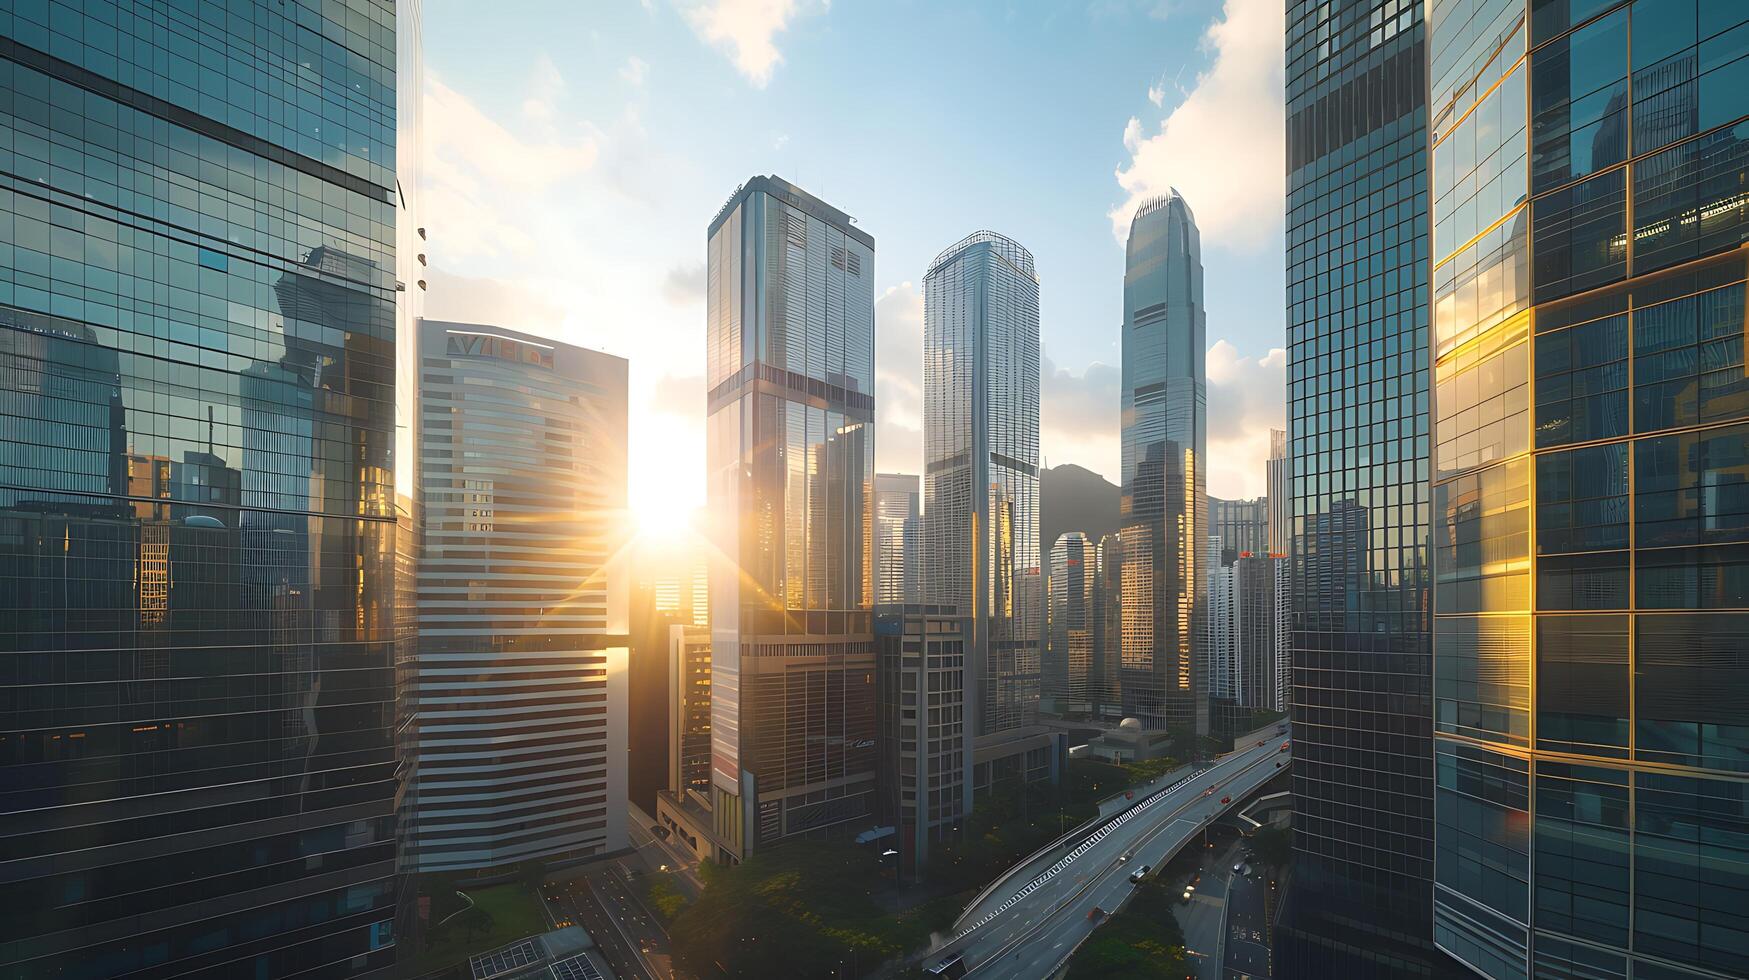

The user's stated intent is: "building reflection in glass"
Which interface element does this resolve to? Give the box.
[704,176,878,859]
[0,9,402,966]
[1429,2,1749,977]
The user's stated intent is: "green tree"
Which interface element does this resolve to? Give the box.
[1064,877,1189,979]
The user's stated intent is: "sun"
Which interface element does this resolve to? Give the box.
[628,476,703,547]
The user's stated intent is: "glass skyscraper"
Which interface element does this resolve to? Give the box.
[922,230,1042,737]
[1211,494,1269,565]
[874,471,920,606]
[1278,0,1456,976]
[0,0,408,974]
[1119,191,1207,736]
[1046,531,1095,713]
[408,320,629,873]
[1427,1,1749,977]
[704,175,877,858]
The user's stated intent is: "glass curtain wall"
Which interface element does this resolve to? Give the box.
[1428,0,1749,976]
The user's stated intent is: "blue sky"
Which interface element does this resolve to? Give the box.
[419,0,1286,516]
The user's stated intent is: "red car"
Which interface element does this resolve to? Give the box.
[1220,796,1231,804]
[1088,906,1106,922]
[1279,742,1290,753]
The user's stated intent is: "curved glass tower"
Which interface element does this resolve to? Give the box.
[922,231,1042,736]
[1119,192,1207,735]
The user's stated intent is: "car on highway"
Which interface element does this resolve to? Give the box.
[1120,851,1132,862]
[1280,741,1290,752]
[1220,795,1231,804]
[1088,906,1107,922]
[1128,864,1151,884]
[1257,740,1266,747]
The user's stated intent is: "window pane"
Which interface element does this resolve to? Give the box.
[1536,614,1629,756]
[1636,614,1749,772]
[1534,762,1630,945]
[1633,422,1749,548]
[1536,442,1629,553]
[1634,771,1749,972]
[1632,121,1749,274]
[1436,615,1531,746]
[1534,313,1627,446]
[1532,167,1627,302]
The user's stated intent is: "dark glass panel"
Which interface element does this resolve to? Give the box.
[1633,772,1749,971]
[1633,282,1749,433]
[1533,763,1630,944]
[1632,122,1749,274]
[1533,313,1628,446]
[1636,614,1749,772]
[1532,168,1628,302]
[1535,614,1629,755]
[1633,422,1749,548]
[1535,442,1629,553]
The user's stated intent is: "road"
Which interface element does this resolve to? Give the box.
[546,872,658,980]
[924,732,1289,980]
[1177,839,1240,979]
[1221,857,1270,979]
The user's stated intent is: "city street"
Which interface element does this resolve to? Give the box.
[544,874,657,980]
[1177,839,1239,979]
[1222,856,1270,978]
[924,731,1289,979]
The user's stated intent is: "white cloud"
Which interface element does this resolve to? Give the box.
[662,261,707,306]
[620,56,650,86]
[1147,79,1167,107]
[875,282,923,474]
[425,71,598,262]
[424,65,707,514]
[1110,0,1284,251]
[1041,357,1120,483]
[681,0,815,87]
[425,267,568,333]
[520,54,568,123]
[1205,340,1284,498]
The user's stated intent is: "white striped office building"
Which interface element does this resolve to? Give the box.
[408,319,629,872]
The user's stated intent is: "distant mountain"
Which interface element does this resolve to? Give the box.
[1041,463,1119,554]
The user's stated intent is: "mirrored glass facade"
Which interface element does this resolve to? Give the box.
[1279,0,1457,976]
[874,471,919,606]
[408,321,628,873]
[922,230,1042,736]
[1430,1,1749,977]
[1119,191,1207,736]
[0,0,405,974]
[704,176,877,857]
[1046,532,1095,713]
